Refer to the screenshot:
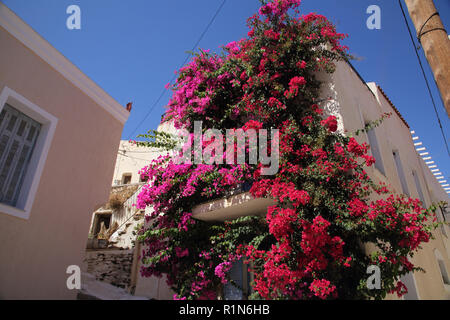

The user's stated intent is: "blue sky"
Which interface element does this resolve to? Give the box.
[2,0,449,186]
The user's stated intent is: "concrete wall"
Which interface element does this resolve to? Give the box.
[0,19,125,299]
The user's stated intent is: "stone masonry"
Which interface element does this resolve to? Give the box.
[84,249,133,289]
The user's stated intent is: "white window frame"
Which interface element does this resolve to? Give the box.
[0,86,57,219]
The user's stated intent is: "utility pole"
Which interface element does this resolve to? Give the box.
[404,0,450,118]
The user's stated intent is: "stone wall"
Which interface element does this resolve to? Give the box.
[84,250,133,289]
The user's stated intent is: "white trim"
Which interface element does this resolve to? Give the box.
[0,87,57,220]
[0,3,129,124]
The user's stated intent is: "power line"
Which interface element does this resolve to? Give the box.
[127,0,227,140]
[398,0,449,157]
[118,151,152,162]
[118,149,160,154]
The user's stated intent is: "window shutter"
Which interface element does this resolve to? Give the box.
[0,104,41,206]
[0,134,10,164]
[6,145,31,203]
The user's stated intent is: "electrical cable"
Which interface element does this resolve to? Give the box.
[118,151,152,162]
[398,0,449,157]
[417,12,446,45]
[127,0,227,140]
[118,149,160,154]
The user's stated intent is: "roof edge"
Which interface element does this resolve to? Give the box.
[374,85,410,129]
[0,3,130,124]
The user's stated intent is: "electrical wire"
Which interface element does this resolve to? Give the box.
[398,0,449,157]
[417,12,446,45]
[127,0,227,140]
[118,149,160,154]
[118,151,152,162]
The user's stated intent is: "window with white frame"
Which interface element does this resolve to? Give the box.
[0,87,57,219]
[0,104,41,206]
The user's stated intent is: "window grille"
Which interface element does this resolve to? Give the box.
[0,103,41,206]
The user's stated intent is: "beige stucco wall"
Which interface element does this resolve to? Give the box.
[0,26,125,299]
[132,234,174,300]
[112,141,159,185]
[112,122,176,185]
[321,61,450,299]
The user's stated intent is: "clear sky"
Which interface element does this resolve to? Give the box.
[2,0,449,189]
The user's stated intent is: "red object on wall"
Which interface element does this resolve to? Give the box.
[126,102,132,112]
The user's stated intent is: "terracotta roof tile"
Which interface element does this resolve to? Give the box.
[376,85,410,129]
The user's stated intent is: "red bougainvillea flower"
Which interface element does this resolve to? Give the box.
[136,0,438,301]
[309,279,337,300]
[321,115,338,132]
[243,120,263,131]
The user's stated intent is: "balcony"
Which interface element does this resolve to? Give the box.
[192,189,275,222]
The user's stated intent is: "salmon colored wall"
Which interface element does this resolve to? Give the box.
[0,26,124,299]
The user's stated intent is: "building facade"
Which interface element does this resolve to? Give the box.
[84,122,175,299]
[0,4,129,299]
[80,57,450,300]
[189,60,450,300]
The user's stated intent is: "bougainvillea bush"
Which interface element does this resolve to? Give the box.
[135,0,439,300]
